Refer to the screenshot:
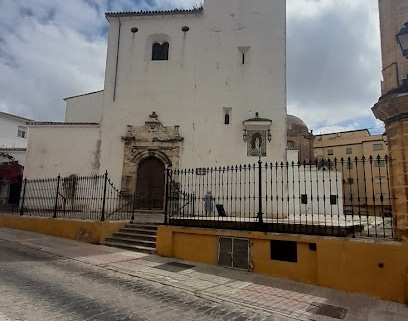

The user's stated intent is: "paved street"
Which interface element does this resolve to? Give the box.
[0,228,408,321]
[0,240,283,321]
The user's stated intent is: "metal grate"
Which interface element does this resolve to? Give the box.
[218,237,233,267]
[307,302,347,319]
[154,262,195,273]
[218,237,249,270]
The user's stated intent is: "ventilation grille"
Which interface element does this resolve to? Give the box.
[218,237,249,270]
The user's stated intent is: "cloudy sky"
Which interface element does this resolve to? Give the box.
[0,0,384,134]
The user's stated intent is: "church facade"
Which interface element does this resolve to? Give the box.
[24,0,287,210]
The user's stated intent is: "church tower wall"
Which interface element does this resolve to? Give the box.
[99,0,287,188]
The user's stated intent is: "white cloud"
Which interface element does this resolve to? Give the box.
[286,0,382,132]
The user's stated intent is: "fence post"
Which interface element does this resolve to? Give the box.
[19,178,27,216]
[130,193,136,223]
[164,167,170,224]
[258,157,264,224]
[100,170,108,221]
[53,174,61,219]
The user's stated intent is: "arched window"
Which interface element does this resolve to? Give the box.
[152,42,169,60]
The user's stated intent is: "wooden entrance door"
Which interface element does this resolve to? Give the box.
[136,157,165,210]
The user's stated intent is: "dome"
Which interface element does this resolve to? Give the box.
[287,114,309,136]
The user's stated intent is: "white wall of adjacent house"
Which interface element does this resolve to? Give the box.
[64,91,104,123]
[0,114,29,149]
[97,0,287,187]
[0,150,26,166]
[24,124,100,179]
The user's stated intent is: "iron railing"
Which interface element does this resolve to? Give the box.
[165,156,395,239]
[11,171,139,221]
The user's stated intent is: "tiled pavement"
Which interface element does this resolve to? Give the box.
[1,227,408,321]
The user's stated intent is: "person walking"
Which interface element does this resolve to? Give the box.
[203,190,214,215]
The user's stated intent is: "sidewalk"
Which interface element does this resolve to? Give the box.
[0,227,407,321]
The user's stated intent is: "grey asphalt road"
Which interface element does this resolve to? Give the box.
[0,240,284,321]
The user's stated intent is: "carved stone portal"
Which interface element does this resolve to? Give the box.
[120,112,183,209]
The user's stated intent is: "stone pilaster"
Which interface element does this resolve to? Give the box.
[372,92,408,241]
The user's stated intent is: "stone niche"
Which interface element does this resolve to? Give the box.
[120,112,183,194]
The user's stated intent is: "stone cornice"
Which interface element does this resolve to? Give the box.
[372,93,408,124]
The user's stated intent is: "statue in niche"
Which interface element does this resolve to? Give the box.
[248,131,266,157]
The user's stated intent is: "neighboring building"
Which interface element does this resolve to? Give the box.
[0,111,31,207]
[286,115,314,163]
[24,0,287,210]
[0,111,30,146]
[314,129,387,160]
[314,129,390,216]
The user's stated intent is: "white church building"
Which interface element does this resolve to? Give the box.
[24,0,287,210]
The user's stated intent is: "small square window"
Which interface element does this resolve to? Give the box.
[373,144,384,151]
[347,177,354,184]
[327,149,333,156]
[270,240,297,263]
[17,126,27,139]
[346,147,352,154]
[346,162,353,169]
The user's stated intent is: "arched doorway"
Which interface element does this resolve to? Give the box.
[135,157,165,210]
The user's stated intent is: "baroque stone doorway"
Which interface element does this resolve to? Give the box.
[135,156,165,210]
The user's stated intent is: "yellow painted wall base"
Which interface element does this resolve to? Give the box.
[157,226,408,304]
[0,214,126,244]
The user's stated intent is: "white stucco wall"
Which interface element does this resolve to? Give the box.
[24,124,101,179]
[98,0,287,187]
[0,113,29,148]
[0,149,26,166]
[64,91,104,123]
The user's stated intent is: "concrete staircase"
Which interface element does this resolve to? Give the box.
[103,222,159,254]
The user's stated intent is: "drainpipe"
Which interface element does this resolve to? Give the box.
[113,17,121,101]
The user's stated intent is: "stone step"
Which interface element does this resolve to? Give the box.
[104,237,156,248]
[125,223,159,230]
[103,241,155,254]
[112,232,156,242]
[119,227,157,236]
[103,222,159,254]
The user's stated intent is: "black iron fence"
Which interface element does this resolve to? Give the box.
[8,171,139,221]
[165,156,395,239]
